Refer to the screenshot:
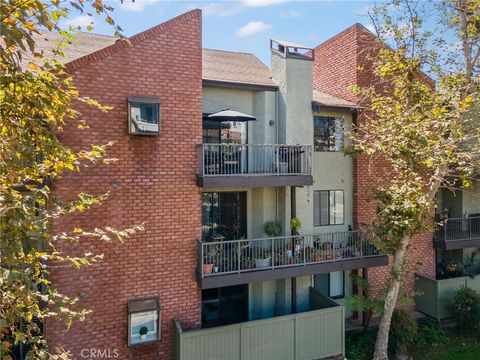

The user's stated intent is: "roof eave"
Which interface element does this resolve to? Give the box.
[311,101,363,113]
[202,78,278,92]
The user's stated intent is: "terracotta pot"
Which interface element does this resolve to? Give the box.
[203,264,214,274]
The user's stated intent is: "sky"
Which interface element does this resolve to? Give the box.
[64,0,375,65]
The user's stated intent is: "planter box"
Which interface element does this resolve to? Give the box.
[255,257,271,269]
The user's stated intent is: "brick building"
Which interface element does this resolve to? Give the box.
[48,10,202,359]
[312,24,436,294]
[37,11,479,360]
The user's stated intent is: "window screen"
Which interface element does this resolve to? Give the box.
[314,190,344,226]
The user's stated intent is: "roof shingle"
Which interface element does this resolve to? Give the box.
[29,31,277,88]
[202,48,277,88]
[31,30,116,64]
[312,89,359,109]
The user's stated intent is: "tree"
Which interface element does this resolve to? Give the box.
[351,1,480,359]
[0,1,141,358]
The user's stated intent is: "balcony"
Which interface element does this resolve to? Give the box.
[414,273,480,322]
[174,288,344,360]
[433,216,480,250]
[196,144,313,188]
[197,231,388,289]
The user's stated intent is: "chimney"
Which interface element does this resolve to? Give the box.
[270,39,313,145]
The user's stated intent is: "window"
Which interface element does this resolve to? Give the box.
[313,116,344,151]
[314,271,345,299]
[128,96,160,135]
[314,190,344,226]
[202,192,247,241]
[127,297,160,346]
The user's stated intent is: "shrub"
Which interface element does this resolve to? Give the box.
[264,221,281,237]
[415,319,447,347]
[388,309,417,356]
[447,286,480,335]
[289,217,301,234]
[345,330,376,360]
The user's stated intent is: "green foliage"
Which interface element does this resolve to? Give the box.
[351,0,480,357]
[346,273,385,331]
[345,330,376,360]
[0,1,143,358]
[415,319,447,347]
[388,309,417,355]
[447,286,480,336]
[289,217,301,234]
[264,221,281,237]
[139,326,149,336]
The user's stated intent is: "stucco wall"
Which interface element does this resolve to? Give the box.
[202,86,277,146]
[301,110,354,235]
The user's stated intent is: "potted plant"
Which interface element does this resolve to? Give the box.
[139,326,149,340]
[264,221,282,237]
[243,258,255,270]
[290,217,302,235]
[313,249,323,262]
[203,244,221,274]
[254,255,272,268]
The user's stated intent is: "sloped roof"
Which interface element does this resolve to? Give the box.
[30,30,116,64]
[312,89,360,110]
[28,31,277,88]
[203,48,277,89]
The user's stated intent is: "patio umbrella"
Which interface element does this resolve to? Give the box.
[203,120,231,129]
[207,109,256,122]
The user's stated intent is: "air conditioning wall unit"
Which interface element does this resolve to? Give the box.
[128,96,160,136]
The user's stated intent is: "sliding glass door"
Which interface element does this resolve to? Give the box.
[202,192,247,241]
[201,285,248,328]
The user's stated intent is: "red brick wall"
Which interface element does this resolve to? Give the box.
[312,24,359,103]
[313,24,436,295]
[48,10,202,359]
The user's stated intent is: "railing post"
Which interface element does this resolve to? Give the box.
[303,237,306,265]
[200,145,204,176]
[271,238,275,270]
[360,232,363,257]
[444,219,447,242]
[469,217,472,240]
[201,242,204,278]
[238,240,241,274]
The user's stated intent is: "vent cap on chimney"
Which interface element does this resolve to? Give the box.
[270,39,313,61]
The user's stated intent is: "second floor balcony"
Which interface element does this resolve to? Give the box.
[433,216,480,250]
[196,143,313,188]
[197,230,388,289]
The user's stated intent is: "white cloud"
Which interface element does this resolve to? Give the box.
[236,21,271,38]
[242,0,289,7]
[62,15,95,29]
[201,2,243,17]
[118,0,157,13]
[354,5,371,17]
[279,10,302,19]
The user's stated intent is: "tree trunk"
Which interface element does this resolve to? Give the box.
[373,236,409,360]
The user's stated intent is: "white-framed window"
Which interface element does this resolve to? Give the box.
[314,190,344,226]
[128,297,160,346]
[128,96,160,135]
